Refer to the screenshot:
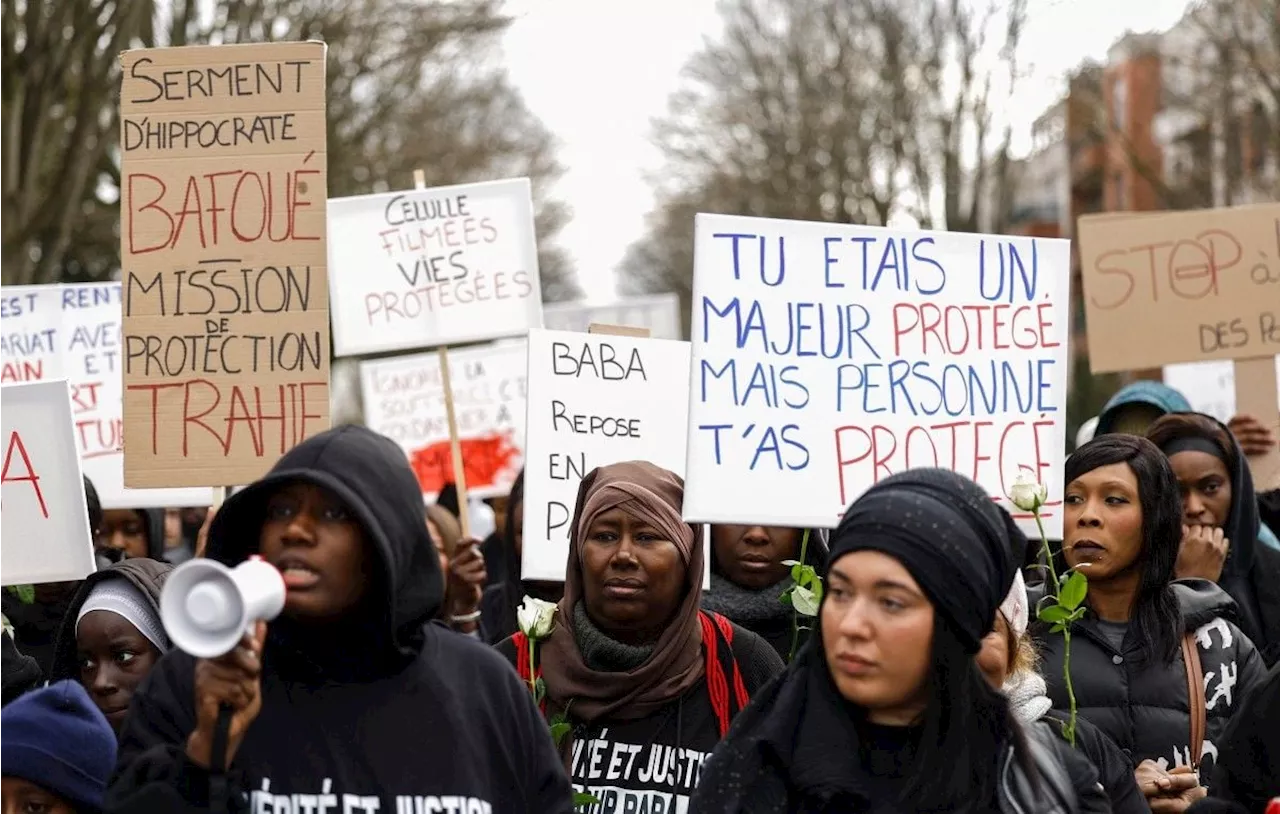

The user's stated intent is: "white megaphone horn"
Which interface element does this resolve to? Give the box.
[160,555,286,658]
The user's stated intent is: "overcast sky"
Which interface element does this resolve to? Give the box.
[502,0,1193,303]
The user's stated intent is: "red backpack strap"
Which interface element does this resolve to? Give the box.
[514,631,532,681]
[700,611,750,738]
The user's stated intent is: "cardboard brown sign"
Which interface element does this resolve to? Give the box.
[1078,204,1280,373]
[119,42,331,487]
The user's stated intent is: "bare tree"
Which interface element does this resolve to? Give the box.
[3,0,579,300]
[621,0,1027,310]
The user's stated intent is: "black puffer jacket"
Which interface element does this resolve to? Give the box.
[48,558,173,682]
[1038,580,1268,785]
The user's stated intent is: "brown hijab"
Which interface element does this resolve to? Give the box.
[539,461,704,723]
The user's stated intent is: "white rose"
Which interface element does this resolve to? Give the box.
[1009,470,1048,513]
[517,596,558,639]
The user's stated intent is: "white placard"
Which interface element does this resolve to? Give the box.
[360,341,527,500]
[2,380,96,585]
[684,214,1071,538]
[1163,357,1280,424]
[0,284,213,509]
[328,178,542,356]
[521,329,693,581]
[543,294,683,340]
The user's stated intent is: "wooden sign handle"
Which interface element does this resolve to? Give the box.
[1233,356,1280,491]
[587,323,651,338]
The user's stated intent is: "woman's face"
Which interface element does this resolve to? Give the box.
[581,507,686,644]
[1063,462,1145,583]
[821,550,934,725]
[1,777,76,814]
[1168,450,1232,528]
[76,609,162,732]
[97,509,149,560]
[260,482,371,621]
[977,612,1013,689]
[710,524,802,589]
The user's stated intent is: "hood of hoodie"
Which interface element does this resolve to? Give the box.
[1095,381,1192,436]
[48,557,174,682]
[206,425,443,667]
[1173,578,1241,631]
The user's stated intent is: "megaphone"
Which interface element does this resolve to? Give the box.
[160,555,286,658]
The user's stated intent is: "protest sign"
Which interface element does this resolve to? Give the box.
[360,341,527,500]
[521,329,692,581]
[119,42,330,488]
[1162,356,1280,424]
[1078,204,1280,372]
[543,294,683,340]
[683,214,1071,537]
[1,283,213,508]
[328,178,542,356]
[2,381,96,585]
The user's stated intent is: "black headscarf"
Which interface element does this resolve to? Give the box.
[691,468,1025,812]
[1152,413,1269,655]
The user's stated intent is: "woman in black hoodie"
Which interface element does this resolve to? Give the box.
[479,470,564,643]
[702,524,829,661]
[1147,412,1280,665]
[107,425,572,813]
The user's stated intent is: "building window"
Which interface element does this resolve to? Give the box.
[1112,76,1127,131]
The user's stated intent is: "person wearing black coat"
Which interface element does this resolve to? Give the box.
[1148,413,1280,665]
[1040,434,1268,810]
[702,524,829,661]
[1206,659,1280,812]
[106,425,573,813]
[692,469,1108,814]
[479,470,564,643]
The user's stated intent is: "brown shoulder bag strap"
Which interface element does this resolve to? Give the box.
[1181,632,1206,769]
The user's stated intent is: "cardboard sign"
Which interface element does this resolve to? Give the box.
[328,178,542,356]
[543,294,684,340]
[683,214,1071,538]
[1078,204,1280,372]
[360,341,527,499]
[521,329,692,581]
[0,283,213,508]
[2,381,97,585]
[119,42,331,488]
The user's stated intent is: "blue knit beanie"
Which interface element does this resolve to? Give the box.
[1,679,116,812]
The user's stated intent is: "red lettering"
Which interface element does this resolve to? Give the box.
[126,173,174,255]
[171,176,208,250]
[2,431,48,518]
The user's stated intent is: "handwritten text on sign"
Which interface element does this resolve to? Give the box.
[120,42,330,488]
[521,330,692,582]
[1,381,96,586]
[683,214,1070,537]
[360,342,527,500]
[1078,204,1280,372]
[0,284,211,508]
[328,179,542,356]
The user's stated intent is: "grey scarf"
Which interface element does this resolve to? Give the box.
[572,602,655,672]
[700,573,793,624]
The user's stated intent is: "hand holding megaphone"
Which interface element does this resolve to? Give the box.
[160,555,284,769]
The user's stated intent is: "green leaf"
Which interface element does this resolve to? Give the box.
[573,792,601,810]
[1037,605,1071,624]
[5,585,34,604]
[549,721,571,744]
[1069,607,1087,622]
[810,577,824,606]
[1049,623,1066,634]
[1059,571,1088,611]
[791,584,819,617]
[790,562,803,582]
[534,677,546,703]
[779,590,793,607]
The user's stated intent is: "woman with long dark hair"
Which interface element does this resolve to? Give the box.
[1041,434,1267,811]
[692,468,1106,814]
[1146,412,1280,665]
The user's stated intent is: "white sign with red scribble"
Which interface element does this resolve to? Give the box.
[328,178,542,356]
[359,341,527,500]
[2,380,97,585]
